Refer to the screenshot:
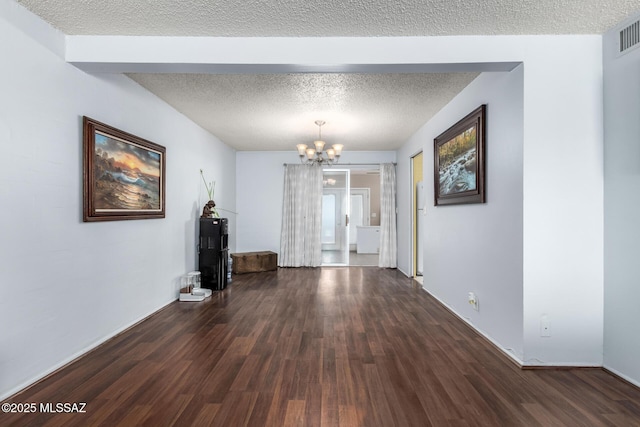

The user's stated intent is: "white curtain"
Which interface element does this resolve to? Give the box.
[379,163,397,268]
[279,164,323,267]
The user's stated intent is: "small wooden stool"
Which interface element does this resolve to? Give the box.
[231,251,278,274]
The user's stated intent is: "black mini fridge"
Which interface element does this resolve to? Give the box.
[198,218,228,290]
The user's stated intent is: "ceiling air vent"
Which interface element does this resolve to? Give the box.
[619,19,640,55]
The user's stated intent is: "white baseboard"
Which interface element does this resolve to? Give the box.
[1,297,177,402]
[419,285,525,366]
[397,267,410,277]
[419,286,616,369]
[604,365,640,389]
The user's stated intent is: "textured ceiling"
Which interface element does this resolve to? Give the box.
[16,0,640,36]
[15,0,640,151]
[127,73,479,151]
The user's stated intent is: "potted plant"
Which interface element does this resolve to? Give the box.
[200,169,220,218]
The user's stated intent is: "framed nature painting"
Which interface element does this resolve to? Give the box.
[433,105,486,206]
[83,116,166,221]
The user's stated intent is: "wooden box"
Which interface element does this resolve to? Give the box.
[231,251,278,274]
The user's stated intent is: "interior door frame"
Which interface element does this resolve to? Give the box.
[410,151,424,277]
[321,169,351,266]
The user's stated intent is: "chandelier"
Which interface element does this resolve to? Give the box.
[296,120,344,165]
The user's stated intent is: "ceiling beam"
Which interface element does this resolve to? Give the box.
[65,35,524,74]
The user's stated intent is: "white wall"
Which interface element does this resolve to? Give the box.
[603,13,640,387]
[397,68,525,361]
[236,151,395,254]
[0,5,235,400]
[520,38,603,366]
[396,37,604,367]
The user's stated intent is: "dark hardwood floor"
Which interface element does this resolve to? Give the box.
[3,267,640,426]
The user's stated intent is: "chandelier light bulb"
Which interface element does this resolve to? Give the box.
[295,120,343,165]
[305,148,316,160]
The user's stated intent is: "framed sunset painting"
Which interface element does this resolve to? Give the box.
[83,116,166,221]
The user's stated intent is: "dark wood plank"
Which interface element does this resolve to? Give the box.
[3,267,640,426]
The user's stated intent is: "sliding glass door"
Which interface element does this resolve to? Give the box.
[321,169,350,265]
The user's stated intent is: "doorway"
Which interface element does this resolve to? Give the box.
[350,170,381,266]
[321,168,381,266]
[411,152,424,278]
[321,169,350,265]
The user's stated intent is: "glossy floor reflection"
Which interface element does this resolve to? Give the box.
[321,250,378,266]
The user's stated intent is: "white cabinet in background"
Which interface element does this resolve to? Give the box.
[356,226,380,254]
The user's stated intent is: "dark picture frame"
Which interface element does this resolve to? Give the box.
[83,116,166,222]
[434,105,486,206]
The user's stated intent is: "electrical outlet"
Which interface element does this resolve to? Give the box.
[468,292,478,311]
[540,316,551,337]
